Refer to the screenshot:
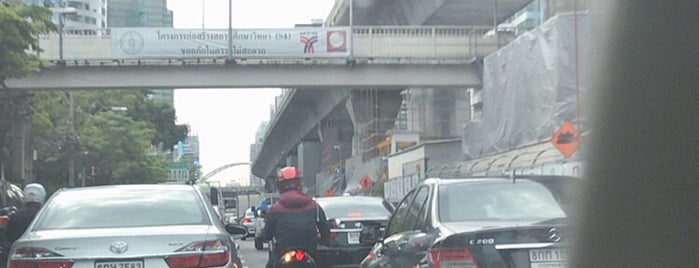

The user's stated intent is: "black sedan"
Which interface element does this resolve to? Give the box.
[359,176,579,268]
[315,196,395,268]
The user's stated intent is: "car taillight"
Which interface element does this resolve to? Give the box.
[242,218,252,224]
[428,247,479,268]
[9,247,73,268]
[165,240,230,268]
[362,252,374,263]
[0,215,9,226]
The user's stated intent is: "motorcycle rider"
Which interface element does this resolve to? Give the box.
[5,183,46,243]
[262,166,330,268]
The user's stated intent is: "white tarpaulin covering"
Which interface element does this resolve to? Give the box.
[111,28,350,59]
[462,13,591,160]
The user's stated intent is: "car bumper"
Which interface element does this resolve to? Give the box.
[316,245,373,268]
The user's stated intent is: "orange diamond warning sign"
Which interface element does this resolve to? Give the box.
[551,121,581,159]
[360,175,373,190]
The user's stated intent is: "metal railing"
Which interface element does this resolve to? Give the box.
[36,26,516,63]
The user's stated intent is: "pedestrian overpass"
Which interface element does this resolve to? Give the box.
[3,26,514,90]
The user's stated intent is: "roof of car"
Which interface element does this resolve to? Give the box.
[422,175,581,186]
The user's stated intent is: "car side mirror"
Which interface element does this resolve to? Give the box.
[383,240,402,255]
[225,223,248,239]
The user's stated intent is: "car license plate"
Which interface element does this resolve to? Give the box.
[529,248,566,268]
[95,260,144,268]
[347,232,360,244]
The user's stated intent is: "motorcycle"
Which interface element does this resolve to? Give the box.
[0,206,17,268]
[273,248,316,268]
[267,238,316,268]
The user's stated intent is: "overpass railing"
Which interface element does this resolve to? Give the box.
[36,26,515,64]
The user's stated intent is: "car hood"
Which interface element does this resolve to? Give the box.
[14,225,225,258]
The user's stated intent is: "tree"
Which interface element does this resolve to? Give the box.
[31,90,187,187]
[0,1,55,181]
[0,1,55,87]
[130,97,189,151]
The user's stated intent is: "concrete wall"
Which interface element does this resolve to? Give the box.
[424,140,463,175]
[388,146,425,179]
[344,155,383,194]
[404,88,471,139]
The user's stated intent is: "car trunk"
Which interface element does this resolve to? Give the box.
[434,222,569,268]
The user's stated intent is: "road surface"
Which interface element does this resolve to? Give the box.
[238,230,271,268]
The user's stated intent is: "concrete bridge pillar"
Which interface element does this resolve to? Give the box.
[346,90,403,158]
[297,141,322,196]
[285,155,297,167]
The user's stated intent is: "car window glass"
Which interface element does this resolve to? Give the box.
[385,190,417,237]
[415,186,432,231]
[438,180,566,222]
[35,188,208,230]
[403,186,430,231]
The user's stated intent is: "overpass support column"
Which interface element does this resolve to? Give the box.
[297,141,322,197]
[346,90,403,158]
[285,155,297,167]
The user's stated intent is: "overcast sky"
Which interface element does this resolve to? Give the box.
[170,0,335,185]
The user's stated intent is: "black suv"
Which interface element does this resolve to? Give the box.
[360,175,580,268]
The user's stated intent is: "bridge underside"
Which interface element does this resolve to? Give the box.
[251,89,352,181]
[329,0,534,26]
[4,62,479,90]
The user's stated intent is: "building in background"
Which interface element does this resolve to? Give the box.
[169,135,200,183]
[23,0,107,35]
[107,0,172,28]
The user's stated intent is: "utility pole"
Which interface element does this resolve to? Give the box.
[67,92,76,187]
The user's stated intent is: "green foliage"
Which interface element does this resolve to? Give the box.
[129,95,189,150]
[31,90,189,187]
[0,1,54,179]
[0,1,56,85]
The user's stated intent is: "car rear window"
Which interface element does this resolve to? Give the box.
[438,180,566,222]
[34,188,209,230]
[317,198,392,219]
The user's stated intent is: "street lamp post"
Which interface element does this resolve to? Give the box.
[53,7,77,65]
[227,0,233,63]
[348,0,354,61]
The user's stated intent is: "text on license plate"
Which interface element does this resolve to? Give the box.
[95,260,144,268]
[530,249,566,268]
[347,232,360,244]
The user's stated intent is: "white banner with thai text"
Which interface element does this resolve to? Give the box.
[111,28,350,59]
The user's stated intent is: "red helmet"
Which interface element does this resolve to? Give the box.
[276,167,302,192]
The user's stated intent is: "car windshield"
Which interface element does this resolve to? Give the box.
[34,187,209,230]
[316,198,392,219]
[438,180,566,222]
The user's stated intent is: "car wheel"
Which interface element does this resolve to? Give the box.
[254,238,264,250]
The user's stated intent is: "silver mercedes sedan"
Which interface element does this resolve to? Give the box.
[7,184,248,268]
